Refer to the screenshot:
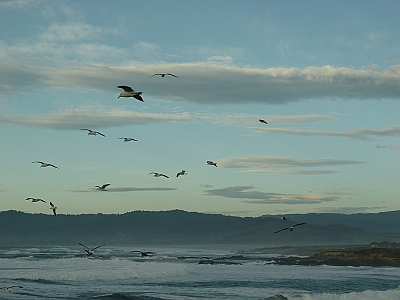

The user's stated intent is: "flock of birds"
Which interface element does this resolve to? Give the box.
[1,73,310,293]
[22,73,306,263]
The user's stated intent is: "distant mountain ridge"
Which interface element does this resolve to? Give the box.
[0,210,399,247]
[262,210,400,233]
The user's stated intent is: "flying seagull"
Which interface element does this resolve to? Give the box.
[274,222,306,234]
[32,161,58,168]
[207,161,217,167]
[26,197,46,203]
[176,170,187,177]
[117,86,144,102]
[259,119,268,124]
[79,242,105,256]
[80,129,106,137]
[119,137,138,142]
[148,73,178,78]
[95,184,110,191]
[49,202,57,216]
[132,250,155,257]
[149,172,169,178]
[0,286,23,292]
[281,216,290,220]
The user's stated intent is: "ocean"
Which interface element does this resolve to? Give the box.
[0,246,399,300]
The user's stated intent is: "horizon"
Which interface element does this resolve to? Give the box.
[1,1,399,218]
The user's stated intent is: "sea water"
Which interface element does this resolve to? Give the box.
[0,246,399,300]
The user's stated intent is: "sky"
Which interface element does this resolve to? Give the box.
[0,0,399,217]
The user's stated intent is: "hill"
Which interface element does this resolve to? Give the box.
[0,210,399,247]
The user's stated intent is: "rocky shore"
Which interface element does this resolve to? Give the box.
[273,248,400,267]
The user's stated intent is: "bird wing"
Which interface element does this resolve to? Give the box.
[40,199,46,203]
[148,74,156,78]
[168,73,178,78]
[79,242,91,250]
[274,227,289,234]
[48,164,58,168]
[26,197,33,200]
[96,131,106,137]
[133,94,144,102]
[161,174,169,178]
[118,85,133,92]
[293,222,306,227]
[101,184,110,189]
[50,202,54,208]
[80,129,90,131]
[91,244,105,251]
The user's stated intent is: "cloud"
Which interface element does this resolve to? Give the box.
[0,107,191,129]
[2,58,400,104]
[253,126,400,140]
[216,155,365,169]
[240,169,338,175]
[203,186,339,204]
[70,186,177,193]
[43,63,400,104]
[313,206,383,214]
[375,144,400,150]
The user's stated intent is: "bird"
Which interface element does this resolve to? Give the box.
[79,243,105,256]
[95,184,110,191]
[49,202,57,216]
[118,137,138,142]
[26,197,46,203]
[32,161,58,168]
[133,250,155,257]
[80,129,106,137]
[148,73,178,78]
[207,161,217,167]
[281,216,290,220]
[176,170,187,177]
[259,119,268,124]
[149,172,169,178]
[274,222,306,234]
[0,286,23,292]
[117,86,144,102]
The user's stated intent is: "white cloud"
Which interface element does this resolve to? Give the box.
[2,58,400,104]
[203,186,339,204]
[253,126,400,140]
[0,107,191,129]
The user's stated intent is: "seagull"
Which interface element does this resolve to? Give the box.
[149,172,169,178]
[95,184,110,191]
[148,73,178,78]
[176,170,187,177]
[259,119,268,124]
[119,137,138,142]
[80,129,106,137]
[274,222,306,234]
[117,86,144,102]
[281,216,290,220]
[49,202,57,216]
[32,161,58,168]
[207,161,217,167]
[0,286,23,292]
[79,243,105,256]
[26,197,46,203]
[133,250,155,257]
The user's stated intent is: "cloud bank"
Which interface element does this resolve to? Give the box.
[204,186,339,204]
[1,60,400,105]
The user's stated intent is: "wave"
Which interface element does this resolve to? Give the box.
[91,292,166,300]
[290,286,400,300]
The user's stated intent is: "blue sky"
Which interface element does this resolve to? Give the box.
[0,0,399,217]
